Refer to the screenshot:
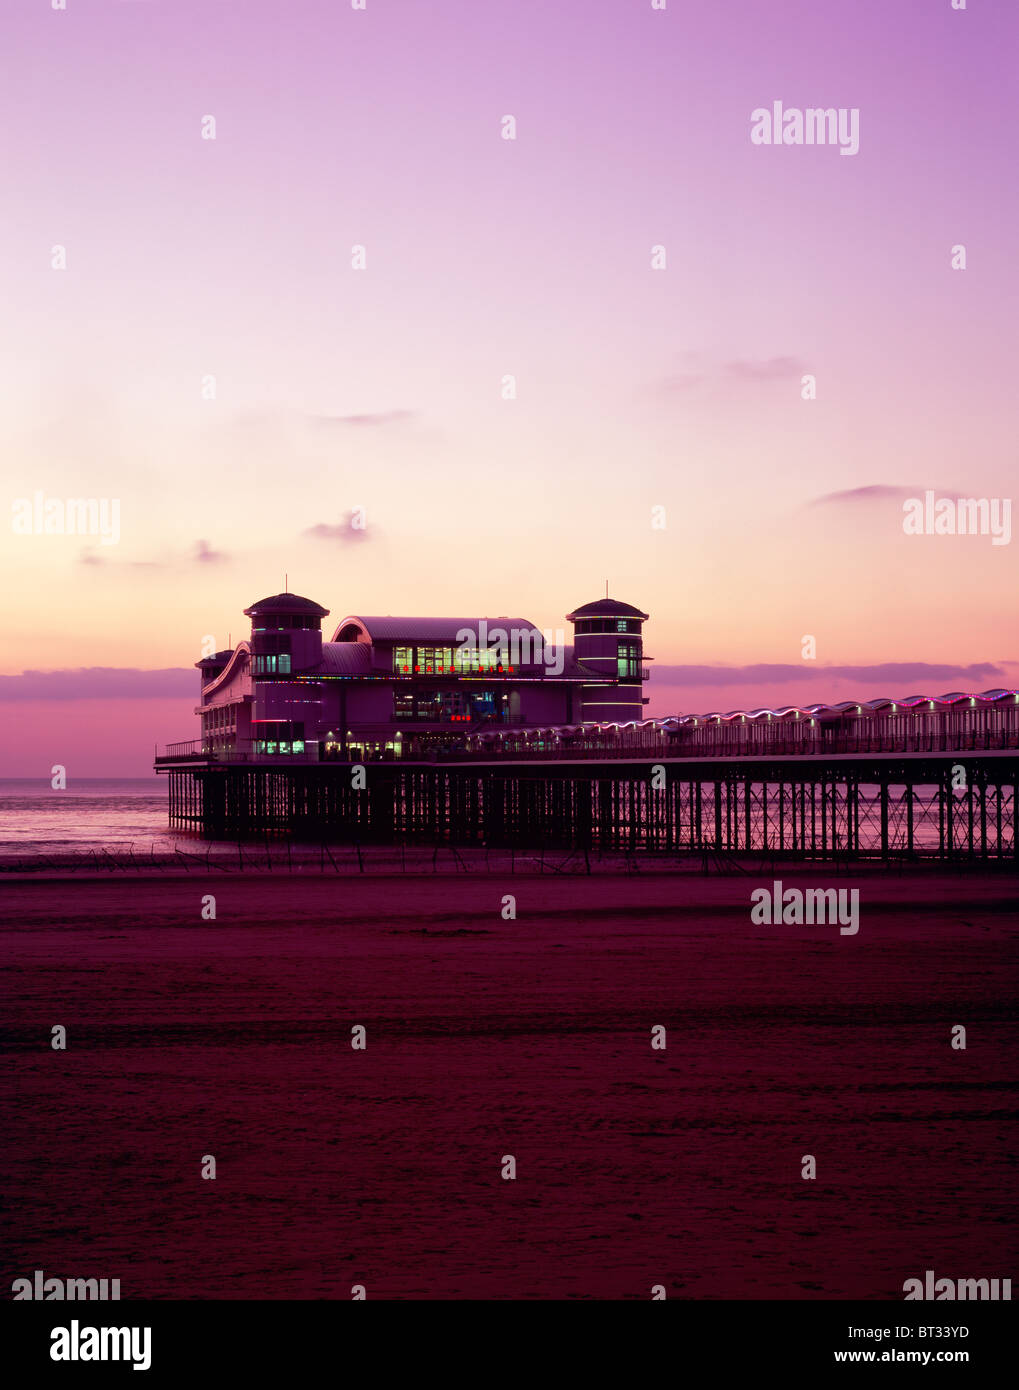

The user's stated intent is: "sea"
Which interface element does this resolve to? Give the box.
[0,776,950,866]
[0,779,175,863]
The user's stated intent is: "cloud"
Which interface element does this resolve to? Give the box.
[77,539,228,567]
[652,660,1007,690]
[304,512,376,543]
[0,667,196,701]
[809,484,928,506]
[656,372,704,395]
[723,356,805,381]
[79,551,162,568]
[195,539,228,563]
[311,410,417,427]
[654,354,805,398]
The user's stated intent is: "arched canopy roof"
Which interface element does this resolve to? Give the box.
[330,615,538,644]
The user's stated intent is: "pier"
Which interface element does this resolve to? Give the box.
[162,750,1019,862]
[155,585,1019,861]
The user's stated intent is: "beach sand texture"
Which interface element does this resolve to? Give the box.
[2,870,1017,1299]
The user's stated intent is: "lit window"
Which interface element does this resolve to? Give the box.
[616,641,640,679]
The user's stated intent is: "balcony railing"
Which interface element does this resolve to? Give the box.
[156,740,323,765]
[161,740,209,760]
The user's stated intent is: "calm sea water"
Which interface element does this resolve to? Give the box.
[0,779,175,861]
[0,777,949,862]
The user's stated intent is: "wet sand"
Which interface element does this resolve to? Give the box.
[2,869,1017,1299]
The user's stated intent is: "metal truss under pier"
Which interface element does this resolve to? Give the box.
[164,753,1019,862]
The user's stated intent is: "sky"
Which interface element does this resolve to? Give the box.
[1,0,1016,775]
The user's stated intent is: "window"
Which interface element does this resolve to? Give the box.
[253,616,318,631]
[253,653,291,676]
[617,642,640,679]
[576,618,640,634]
[416,646,454,674]
[253,634,293,653]
[392,687,507,722]
[394,644,504,674]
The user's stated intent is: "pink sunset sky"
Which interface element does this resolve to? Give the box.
[1,0,1016,776]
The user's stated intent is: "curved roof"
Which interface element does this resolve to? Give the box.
[244,592,330,618]
[566,598,648,621]
[196,649,235,668]
[198,641,250,695]
[330,615,538,644]
[317,642,375,674]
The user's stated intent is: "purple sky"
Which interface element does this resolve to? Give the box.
[2,0,1016,774]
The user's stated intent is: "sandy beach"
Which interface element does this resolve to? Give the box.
[2,867,1017,1299]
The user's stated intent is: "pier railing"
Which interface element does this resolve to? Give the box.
[157,728,1019,766]
[435,730,1019,761]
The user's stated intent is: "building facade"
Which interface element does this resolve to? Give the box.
[185,591,651,762]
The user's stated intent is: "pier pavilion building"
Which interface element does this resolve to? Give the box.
[185,590,651,762]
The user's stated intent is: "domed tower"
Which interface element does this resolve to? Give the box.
[567,596,649,724]
[243,592,330,675]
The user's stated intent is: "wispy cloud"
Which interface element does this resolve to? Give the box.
[79,552,163,569]
[723,355,804,381]
[304,511,377,543]
[656,370,704,395]
[78,540,228,567]
[654,354,806,399]
[311,410,417,427]
[653,660,1007,689]
[809,484,928,507]
[0,668,195,701]
[195,539,228,563]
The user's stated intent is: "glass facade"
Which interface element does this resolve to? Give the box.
[334,740,401,761]
[393,687,508,723]
[252,653,292,675]
[251,615,319,630]
[202,702,239,750]
[252,720,305,755]
[575,618,641,634]
[393,645,506,674]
